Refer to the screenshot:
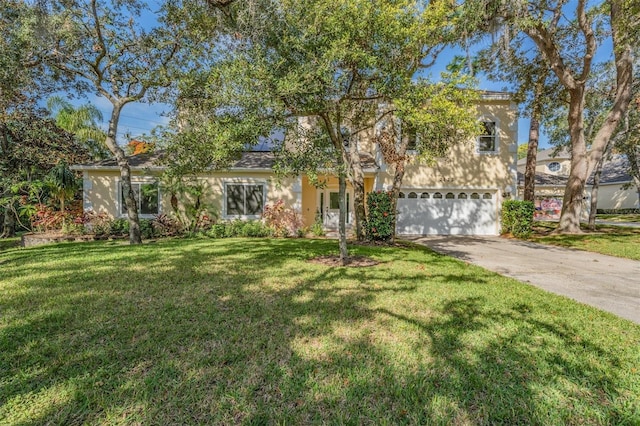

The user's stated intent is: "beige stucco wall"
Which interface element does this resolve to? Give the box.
[376,99,518,193]
[535,158,571,176]
[84,169,299,221]
[590,183,638,210]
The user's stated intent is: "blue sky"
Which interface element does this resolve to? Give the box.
[64,2,615,151]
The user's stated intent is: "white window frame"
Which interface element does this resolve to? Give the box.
[223,180,267,220]
[547,161,561,172]
[476,118,500,155]
[116,177,161,219]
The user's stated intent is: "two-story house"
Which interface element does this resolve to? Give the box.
[72,92,518,235]
[516,147,638,219]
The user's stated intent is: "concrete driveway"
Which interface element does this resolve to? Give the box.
[411,236,640,325]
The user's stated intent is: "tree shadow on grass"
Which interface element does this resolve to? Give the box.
[1,238,638,424]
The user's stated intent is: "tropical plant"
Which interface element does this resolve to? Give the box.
[46,161,78,214]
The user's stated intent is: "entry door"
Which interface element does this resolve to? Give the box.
[319,189,351,229]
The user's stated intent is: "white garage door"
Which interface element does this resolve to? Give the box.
[396,190,498,235]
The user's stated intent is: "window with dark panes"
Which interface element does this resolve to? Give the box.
[225,184,265,216]
[121,182,159,216]
[478,121,497,153]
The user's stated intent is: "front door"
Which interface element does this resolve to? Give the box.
[318,188,352,229]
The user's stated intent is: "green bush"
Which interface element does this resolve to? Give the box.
[501,200,535,238]
[207,224,227,239]
[110,219,129,236]
[205,220,272,239]
[596,208,640,215]
[140,219,154,239]
[365,190,395,241]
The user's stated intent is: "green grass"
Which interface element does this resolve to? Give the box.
[0,237,20,252]
[1,238,639,425]
[532,222,640,260]
[597,214,640,223]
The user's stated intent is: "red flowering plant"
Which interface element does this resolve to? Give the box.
[365,190,395,241]
[262,199,304,237]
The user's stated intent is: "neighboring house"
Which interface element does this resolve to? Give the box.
[71,92,518,235]
[517,148,638,219]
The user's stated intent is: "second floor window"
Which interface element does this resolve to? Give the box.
[478,121,498,153]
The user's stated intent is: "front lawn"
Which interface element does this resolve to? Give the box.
[1,238,639,424]
[597,214,640,223]
[531,222,640,260]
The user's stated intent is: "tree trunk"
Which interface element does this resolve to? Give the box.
[338,174,348,265]
[388,161,405,244]
[2,207,15,238]
[588,157,604,230]
[320,112,349,262]
[103,102,142,244]
[524,74,545,203]
[586,0,634,179]
[556,88,588,234]
[523,117,540,203]
[347,141,366,241]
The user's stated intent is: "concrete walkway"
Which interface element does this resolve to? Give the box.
[411,236,640,325]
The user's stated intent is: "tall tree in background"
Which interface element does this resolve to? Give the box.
[47,96,109,160]
[45,0,181,244]
[466,0,635,233]
[0,113,90,236]
[170,0,475,262]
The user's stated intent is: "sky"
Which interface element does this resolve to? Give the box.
[61,1,613,152]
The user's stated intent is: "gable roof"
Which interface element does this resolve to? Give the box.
[71,150,379,173]
[517,171,569,187]
[517,147,571,166]
[586,155,633,185]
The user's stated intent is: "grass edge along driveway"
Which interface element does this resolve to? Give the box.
[1,238,639,425]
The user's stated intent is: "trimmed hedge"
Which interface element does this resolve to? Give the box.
[365,191,395,241]
[596,208,640,215]
[501,200,535,238]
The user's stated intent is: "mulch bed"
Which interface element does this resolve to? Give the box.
[308,255,380,267]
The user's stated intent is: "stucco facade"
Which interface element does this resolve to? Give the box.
[74,92,519,235]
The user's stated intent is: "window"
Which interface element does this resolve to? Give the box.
[225,183,265,217]
[445,192,455,199]
[470,193,480,199]
[120,181,159,217]
[420,192,429,199]
[458,193,467,199]
[404,125,418,151]
[433,192,442,199]
[478,121,498,153]
[408,192,418,199]
[483,193,493,199]
[547,161,561,172]
[398,192,406,198]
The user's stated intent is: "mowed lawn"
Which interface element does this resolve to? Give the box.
[1,238,639,425]
[531,222,640,260]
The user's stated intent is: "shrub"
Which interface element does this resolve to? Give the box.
[139,219,154,239]
[310,212,325,237]
[365,191,395,241]
[31,204,68,232]
[596,208,640,215]
[207,224,227,239]
[110,219,129,237]
[205,220,271,239]
[501,200,535,238]
[152,214,184,237]
[82,211,112,236]
[262,200,304,237]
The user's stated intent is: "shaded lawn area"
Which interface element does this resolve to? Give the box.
[531,222,640,260]
[597,214,640,223]
[0,237,20,252]
[1,238,639,425]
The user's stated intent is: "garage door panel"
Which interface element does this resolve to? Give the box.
[397,197,497,235]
